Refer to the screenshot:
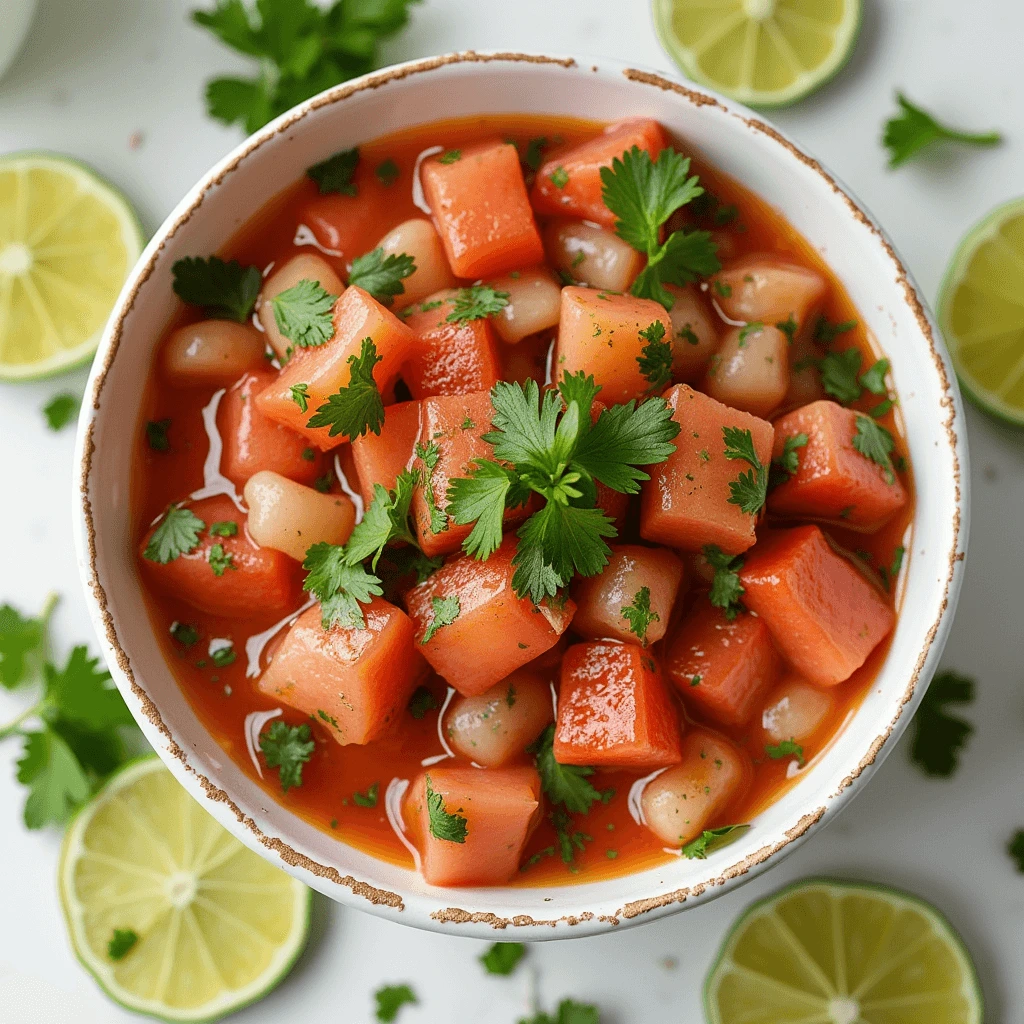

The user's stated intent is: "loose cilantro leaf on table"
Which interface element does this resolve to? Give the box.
[193,0,421,135]
[681,823,750,859]
[307,146,359,195]
[306,337,385,439]
[425,773,468,843]
[348,248,416,305]
[16,730,91,830]
[481,941,526,976]
[519,999,601,1024]
[43,393,80,431]
[1008,831,1024,873]
[621,587,659,645]
[420,595,460,644]
[883,92,1002,169]
[272,278,337,349]
[765,739,805,766]
[601,145,720,310]
[703,544,745,620]
[259,721,314,792]
[445,285,510,324]
[637,320,673,390]
[146,418,172,452]
[723,426,768,516]
[852,415,896,484]
[0,595,54,690]
[172,256,261,322]
[375,984,417,1023]
[107,928,139,961]
[143,506,206,564]
[910,670,974,777]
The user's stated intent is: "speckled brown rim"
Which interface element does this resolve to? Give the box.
[74,51,968,938]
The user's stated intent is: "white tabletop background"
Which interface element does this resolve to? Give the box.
[2,0,1023,1021]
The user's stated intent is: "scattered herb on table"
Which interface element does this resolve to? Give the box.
[910,670,974,777]
[480,941,526,976]
[43,393,80,431]
[883,92,1002,169]
[374,983,417,1022]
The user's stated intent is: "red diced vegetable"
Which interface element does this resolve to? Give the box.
[350,399,421,505]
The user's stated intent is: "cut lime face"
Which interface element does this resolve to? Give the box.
[938,196,1024,427]
[0,153,144,381]
[705,878,982,1024]
[652,0,862,108]
[59,758,310,1023]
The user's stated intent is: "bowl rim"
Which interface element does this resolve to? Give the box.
[73,49,969,939]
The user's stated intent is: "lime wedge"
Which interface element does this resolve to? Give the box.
[652,0,862,108]
[705,878,982,1024]
[938,196,1024,427]
[59,758,310,1022]
[0,152,144,381]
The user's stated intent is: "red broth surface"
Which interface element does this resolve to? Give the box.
[134,115,913,886]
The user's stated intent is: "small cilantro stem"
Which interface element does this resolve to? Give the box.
[0,701,44,741]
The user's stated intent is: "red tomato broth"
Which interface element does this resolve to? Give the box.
[133,113,915,888]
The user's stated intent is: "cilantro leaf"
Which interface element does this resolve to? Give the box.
[681,823,750,859]
[307,146,359,195]
[883,92,1002,169]
[16,728,91,829]
[446,460,519,560]
[765,739,805,767]
[637,320,672,390]
[910,670,974,777]
[43,392,80,431]
[860,357,890,396]
[508,542,563,606]
[208,543,236,577]
[529,724,604,814]
[519,999,601,1024]
[146,418,172,452]
[481,941,525,976]
[814,316,857,346]
[345,473,418,568]
[272,278,338,349]
[621,587,659,645]
[445,285,510,324]
[289,383,309,412]
[170,622,200,648]
[524,136,547,171]
[407,686,438,720]
[143,506,206,564]
[415,440,449,535]
[551,805,593,864]
[776,315,798,343]
[306,337,385,439]
[0,597,52,690]
[107,928,139,961]
[375,984,417,1023]
[421,595,460,644]
[44,646,134,734]
[439,149,461,164]
[348,247,416,305]
[259,720,314,792]
[819,348,863,404]
[302,542,383,629]
[769,432,808,488]
[722,426,768,515]
[376,158,400,186]
[353,781,379,807]
[425,773,468,843]
[1008,831,1024,874]
[630,227,720,308]
[852,415,896,484]
[171,256,260,322]
[703,544,745,620]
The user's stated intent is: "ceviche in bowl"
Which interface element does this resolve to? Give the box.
[74,53,967,937]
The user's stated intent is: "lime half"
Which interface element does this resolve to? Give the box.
[938,196,1024,427]
[705,878,982,1024]
[0,152,144,381]
[59,758,310,1022]
[652,0,862,108]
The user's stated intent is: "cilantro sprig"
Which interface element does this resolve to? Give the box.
[348,248,416,305]
[424,774,468,843]
[519,999,600,1024]
[852,416,897,484]
[172,256,261,322]
[600,146,720,309]
[144,506,206,564]
[637,320,673,391]
[272,278,337,349]
[769,432,808,488]
[481,942,526,976]
[883,93,1002,169]
[420,595,460,644]
[306,337,385,440]
[43,393,80,432]
[446,374,679,603]
[259,721,314,792]
[681,823,750,859]
[445,285,510,324]
[722,427,768,516]
[703,545,745,620]
[910,670,974,778]
[621,587,659,645]
[307,146,359,195]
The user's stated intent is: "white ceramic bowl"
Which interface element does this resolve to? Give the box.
[73,52,969,939]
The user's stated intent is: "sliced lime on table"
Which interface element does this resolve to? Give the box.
[938,196,1024,427]
[705,878,982,1024]
[0,152,143,381]
[652,0,862,108]
[59,757,310,1022]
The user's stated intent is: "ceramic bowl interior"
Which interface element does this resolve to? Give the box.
[74,52,968,939]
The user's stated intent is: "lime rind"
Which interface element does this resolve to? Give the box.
[704,877,983,1024]
[58,757,311,1024]
[651,0,863,109]
[0,151,145,382]
[937,195,1024,429]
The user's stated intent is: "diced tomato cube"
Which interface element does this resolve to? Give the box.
[257,598,425,745]
[410,392,530,558]
[255,286,416,451]
[640,384,774,555]
[404,535,575,697]
[139,495,303,617]
[295,171,393,266]
[402,292,503,398]
[739,526,895,686]
[421,141,544,279]
[554,641,683,769]
[556,286,672,405]
[571,544,686,646]
[219,369,324,488]
[403,766,542,886]
[350,399,421,505]
[531,119,668,227]
[665,598,779,726]
[769,400,908,531]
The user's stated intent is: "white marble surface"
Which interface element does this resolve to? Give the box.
[1,1,1023,1021]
